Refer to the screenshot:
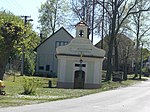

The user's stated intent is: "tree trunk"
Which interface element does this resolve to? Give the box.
[123,57,128,80]
[106,1,117,81]
[133,43,139,79]
[133,61,138,78]
[106,37,114,81]
[0,55,8,80]
[101,0,105,49]
[0,48,11,80]
[0,65,5,80]
[91,0,95,43]
[114,38,119,71]
[133,13,140,79]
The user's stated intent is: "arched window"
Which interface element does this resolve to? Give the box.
[79,30,84,37]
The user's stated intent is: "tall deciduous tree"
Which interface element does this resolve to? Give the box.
[71,0,93,25]
[0,11,24,80]
[128,0,150,79]
[0,11,40,79]
[14,29,40,75]
[71,0,104,42]
[96,0,150,81]
[38,0,70,40]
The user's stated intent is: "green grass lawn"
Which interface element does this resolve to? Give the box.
[0,74,147,107]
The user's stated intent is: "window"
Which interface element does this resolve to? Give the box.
[75,64,86,67]
[46,65,50,71]
[55,41,69,48]
[39,66,44,70]
[79,30,84,37]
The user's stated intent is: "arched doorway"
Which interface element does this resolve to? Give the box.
[74,70,85,89]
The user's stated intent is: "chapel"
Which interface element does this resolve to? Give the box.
[56,21,105,89]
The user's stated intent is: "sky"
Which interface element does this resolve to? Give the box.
[0,0,100,44]
[0,0,46,33]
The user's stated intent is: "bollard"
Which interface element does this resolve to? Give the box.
[48,80,52,88]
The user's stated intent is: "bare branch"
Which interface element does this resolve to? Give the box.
[71,2,83,20]
[115,0,138,34]
[129,7,150,15]
[96,0,113,19]
[118,0,128,20]
[139,27,150,39]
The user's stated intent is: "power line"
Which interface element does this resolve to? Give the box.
[2,0,30,16]
[13,0,29,15]
[2,0,21,14]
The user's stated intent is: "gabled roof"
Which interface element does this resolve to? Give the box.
[95,33,134,48]
[34,27,74,51]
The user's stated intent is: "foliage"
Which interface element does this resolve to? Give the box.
[142,67,148,73]
[22,77,41,95]
[127,0,150,79]
[95,0,150,81]
[0,11,25,80]
[24,54,35,75]
[0,11,24,50]
[38,0,70,39]
[0,10,40,78]
[21,31,40,75]
[142,48,150,61]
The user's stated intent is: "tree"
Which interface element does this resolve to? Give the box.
[95,33,135,80]
[0,11,40,80]
[118,35,135,80]
[38,0,70,39]
[14,31,40,75]
[0,11,24,80]
[71,0,104,42]
[12,18,40,76]
[127,0,150,79]
[71,0,93,25]
[23,32,40,75]
[70,0,149,81]
[96,0,150,81]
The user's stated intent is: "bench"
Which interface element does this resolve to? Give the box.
[112,71,123,82]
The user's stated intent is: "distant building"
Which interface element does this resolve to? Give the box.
[95,34,135,73]
[34,27,73,77]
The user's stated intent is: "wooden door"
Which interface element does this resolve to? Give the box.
[74,70,85,89]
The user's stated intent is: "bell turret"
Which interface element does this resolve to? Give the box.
[75,21,90,39]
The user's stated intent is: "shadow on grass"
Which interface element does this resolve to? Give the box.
[128,77,149,81]
[43,86,56,88]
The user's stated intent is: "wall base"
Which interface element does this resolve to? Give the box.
[57,82,101,89]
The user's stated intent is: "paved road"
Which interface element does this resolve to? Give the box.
[1,79,150,112]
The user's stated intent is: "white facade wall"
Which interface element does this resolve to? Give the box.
[35,28,73,76]
[57,55,104,89]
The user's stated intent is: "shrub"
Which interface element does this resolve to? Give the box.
[22,77,40,95]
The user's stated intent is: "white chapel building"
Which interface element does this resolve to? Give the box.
[56,21,105,89]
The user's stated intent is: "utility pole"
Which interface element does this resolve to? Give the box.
[21,16,33,75]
